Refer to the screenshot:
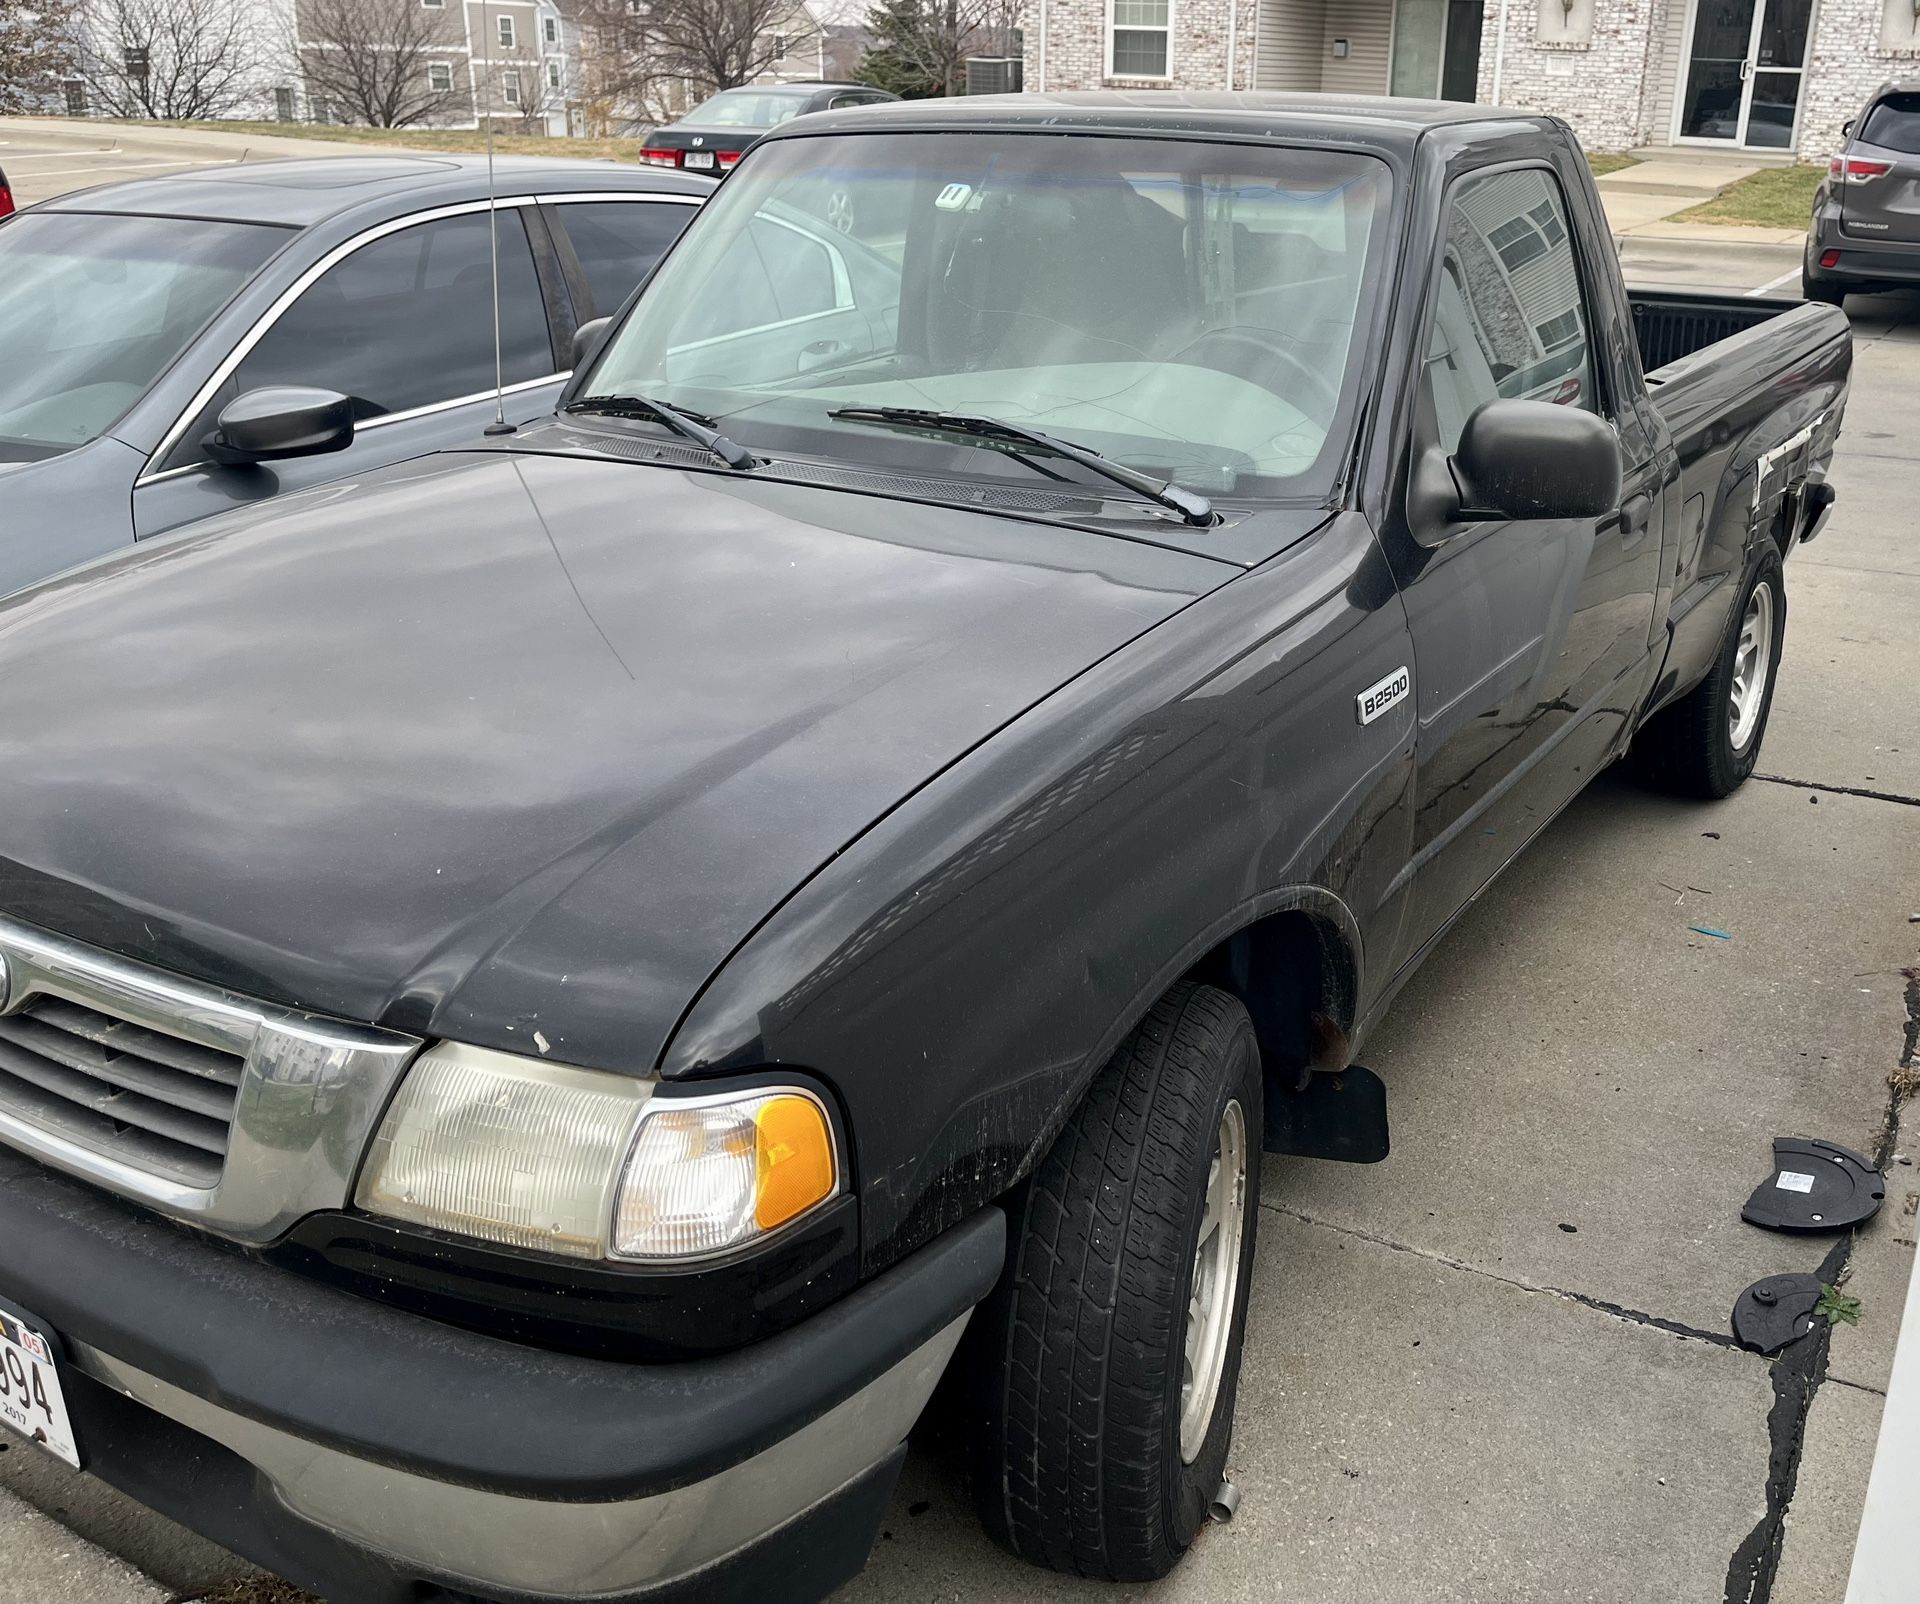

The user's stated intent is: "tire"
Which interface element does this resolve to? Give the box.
[968,981,1263,1581]
[1801,270,1847,306]
[1632,547,1786,798]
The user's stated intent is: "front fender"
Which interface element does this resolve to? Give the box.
[661,514,1416,1273]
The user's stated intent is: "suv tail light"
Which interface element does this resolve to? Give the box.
[1830,156,1892,182]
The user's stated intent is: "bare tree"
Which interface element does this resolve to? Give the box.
[573,0,792,125]
[74,0,262,119]
[290,0,462,127]
[856,0,1015,96]
[0,0,80,112]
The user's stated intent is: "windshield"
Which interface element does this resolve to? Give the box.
[588,132,1393,504]
[683,90,809,129]
[0,212,281,461]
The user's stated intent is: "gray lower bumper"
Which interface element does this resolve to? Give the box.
[72,1316,967,1599]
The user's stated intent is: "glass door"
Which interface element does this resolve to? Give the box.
[1677,0,1814,147]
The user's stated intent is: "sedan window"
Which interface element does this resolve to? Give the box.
[231,208,554,421]
[0,213,281,460]
[553,200,696,317]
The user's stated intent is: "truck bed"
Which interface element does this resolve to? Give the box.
[1627,288,1807,375]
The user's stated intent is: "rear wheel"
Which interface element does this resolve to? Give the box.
[1632,548,1786,798]
[1801,270,1847,306]
[969,981,1262,1580]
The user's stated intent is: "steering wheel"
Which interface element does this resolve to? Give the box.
[1165,328,1341,416]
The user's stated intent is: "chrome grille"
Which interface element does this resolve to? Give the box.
[0,916,421,1241]
[0,996,245,1187]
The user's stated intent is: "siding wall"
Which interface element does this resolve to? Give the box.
[1254,0,1328,90]
[1641,0,1686,145]
[1321,0,1395,93]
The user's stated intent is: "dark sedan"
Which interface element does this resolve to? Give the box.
[1804,79,1920,305]
[0,155,710,598]
[0,163,13,218]
[639,82,896,173]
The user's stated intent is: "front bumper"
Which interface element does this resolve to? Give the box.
[0,1149,1004,1602]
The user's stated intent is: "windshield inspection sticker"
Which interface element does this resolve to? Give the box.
[934,183,973,210]
[1356,666,1411,726]
[1775,1171,1816,1193]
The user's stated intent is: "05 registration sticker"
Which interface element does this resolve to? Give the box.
[0,1303,79,1468]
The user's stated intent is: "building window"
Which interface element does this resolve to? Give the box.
[1486,213,1551,272]
[771,31,787,58]
[503,68,521,104]
[1108,0,1169,78]
[498,14,515,46]
[421,0,443,9]
[543,15,557,42]
[63,79,87,116]
[274,85,294,120]
[1534,309,1583,350]
[546,59,561,87]
[428,62,453,91]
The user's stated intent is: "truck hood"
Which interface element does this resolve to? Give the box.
[0,449,1232,1073]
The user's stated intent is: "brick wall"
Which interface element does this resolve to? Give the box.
[1024,0,1259,93]
[1797,0,1920,160]
[1473,0,1661,152]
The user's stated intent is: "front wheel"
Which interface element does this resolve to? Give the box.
[969,981,1263,1580]
[1632,547,1786,798]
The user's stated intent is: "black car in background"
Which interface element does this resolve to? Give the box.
[639,82,896,173]
[0,164,13,218]
[1805,79,1920,304]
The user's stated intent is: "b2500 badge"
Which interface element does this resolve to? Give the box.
[1357,666,1411,725]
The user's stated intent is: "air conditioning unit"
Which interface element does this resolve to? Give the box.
[965,56,1024,94]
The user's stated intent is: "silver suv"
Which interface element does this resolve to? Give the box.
[1804,81,1920,305]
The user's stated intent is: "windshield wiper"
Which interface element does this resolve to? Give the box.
[826,406,1216,528]
[565,394,760,471]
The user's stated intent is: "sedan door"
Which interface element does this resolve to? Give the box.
[133,201,571,539]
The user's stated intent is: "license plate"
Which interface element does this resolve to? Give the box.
[0,1303,78,1468]
[683,151,716,170]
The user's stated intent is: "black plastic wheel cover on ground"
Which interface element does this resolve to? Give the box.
[1731,1272,1826,1354]
[1740,1137,1885,1232]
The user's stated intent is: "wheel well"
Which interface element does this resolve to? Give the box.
[1186,909,1357,1096]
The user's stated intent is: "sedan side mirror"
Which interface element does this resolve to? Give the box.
[206,387,354,466]
[571,317,611,371]
[1450,398,1621,521]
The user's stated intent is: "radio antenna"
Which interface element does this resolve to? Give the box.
[482,0,514,437]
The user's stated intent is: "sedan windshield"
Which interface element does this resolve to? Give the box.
[682,90,809,129]
[589,132,1393,504]
[0,213,281,460]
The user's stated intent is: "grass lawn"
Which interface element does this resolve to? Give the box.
[1587,153,1639,177]
[1675,163,1823,228]
[101,118,643,163]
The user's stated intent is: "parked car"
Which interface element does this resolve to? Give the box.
[639,82,897,173]
[1804,79,1920,304]
[0,163,13,218]
[0,93,1848,1604]
[0,155,710,597]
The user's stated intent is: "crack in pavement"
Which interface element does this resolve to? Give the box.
[1723,968,1918,1604]
[1754,773,1920,808]
[1258,1200,1743,1350]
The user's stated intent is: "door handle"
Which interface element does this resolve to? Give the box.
[1739,58,1754,80]
[1619,492,1653,549]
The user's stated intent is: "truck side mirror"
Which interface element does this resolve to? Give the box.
[205,387,355,466]
[1450,398,1621,521]
[571,317,611,371]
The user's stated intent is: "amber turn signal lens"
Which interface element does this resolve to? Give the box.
[754,1094,835,1229]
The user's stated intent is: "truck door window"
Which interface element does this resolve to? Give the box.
[1422,167,1597,454]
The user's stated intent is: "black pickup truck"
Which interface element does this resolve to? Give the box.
[0,93,1847,1604]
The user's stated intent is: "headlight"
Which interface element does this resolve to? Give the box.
[355,1041,839,1261]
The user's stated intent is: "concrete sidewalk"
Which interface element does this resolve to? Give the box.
[1596,151,1806,244]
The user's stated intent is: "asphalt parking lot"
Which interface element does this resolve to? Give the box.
[0,131,1914,1603]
